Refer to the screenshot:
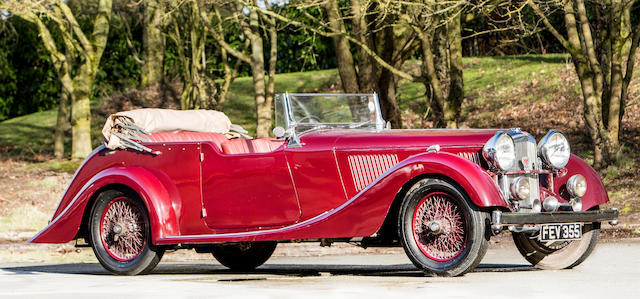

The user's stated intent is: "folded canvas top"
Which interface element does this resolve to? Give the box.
[103,108,232,150]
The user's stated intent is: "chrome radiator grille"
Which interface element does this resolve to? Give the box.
[499,131,540,211]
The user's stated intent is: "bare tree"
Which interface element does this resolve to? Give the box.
[163,1,242,110]
[1,0,114,159]
[255,0,470,128]
[201,0,278,137]
[525,0,640,168]
[402,2,466,128]
[167,1,210,109]
[322,0,412,128]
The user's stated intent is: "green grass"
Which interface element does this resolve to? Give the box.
[21,159,83,173]
[0,54,573,160]
[0,110,58,157]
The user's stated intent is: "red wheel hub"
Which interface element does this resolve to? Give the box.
[100,197,146,262]
[412,192,467,262]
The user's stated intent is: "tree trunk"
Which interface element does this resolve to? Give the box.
[378,67,401,128]
[418,29,448,128]
[324,0,359,94]
[265,14,277,135]
[245,8,270,138]
[70,73,93,160]
[141,0,165,88]
[191,3,208,109]
[173,2,211,110]
[444,13,464,128]
[378,25,402,128]
[54,91,69,159]
[351,0,377,93]
[603,0,631,163]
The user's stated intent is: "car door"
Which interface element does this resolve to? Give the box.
[200,142,301,229]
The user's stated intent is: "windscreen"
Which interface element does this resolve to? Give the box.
[287,94,382,132]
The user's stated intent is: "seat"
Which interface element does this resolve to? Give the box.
[221,138,285,154]
[146,131,228,150]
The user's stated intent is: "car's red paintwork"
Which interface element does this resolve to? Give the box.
[30,129,609,245]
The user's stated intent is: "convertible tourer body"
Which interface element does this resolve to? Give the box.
[31,93,618,276]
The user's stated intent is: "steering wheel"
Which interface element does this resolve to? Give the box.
[298,115,321,124]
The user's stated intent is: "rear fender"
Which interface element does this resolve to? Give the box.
[29,167,180,244]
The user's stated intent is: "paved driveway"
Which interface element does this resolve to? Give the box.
[1,239,638,298]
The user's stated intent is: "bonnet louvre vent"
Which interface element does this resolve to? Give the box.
[348,154,399,191]
[457,151,482,166]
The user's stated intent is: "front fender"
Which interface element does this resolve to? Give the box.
[396,152,508,208]
[553,154,609,210]
[30,166,180,244]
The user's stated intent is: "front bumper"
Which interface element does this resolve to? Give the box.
[491,209,619,230]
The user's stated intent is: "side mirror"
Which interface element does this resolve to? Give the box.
[272,126,286,138]
[386,121,391,129]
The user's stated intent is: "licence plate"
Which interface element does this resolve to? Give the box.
[539,223,582,241]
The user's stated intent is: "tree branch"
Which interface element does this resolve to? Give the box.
[199,3,252,64]
[250,3,421,82]
[89,0,113,75]
[56,2,94,57]
[527,0,575,53]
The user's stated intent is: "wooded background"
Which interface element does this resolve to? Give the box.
[0,0,638,169]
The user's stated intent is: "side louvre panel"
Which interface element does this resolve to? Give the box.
[347,154,399,191]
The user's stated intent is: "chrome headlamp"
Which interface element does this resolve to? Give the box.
[538,130,571,169]
[483,131,516,171]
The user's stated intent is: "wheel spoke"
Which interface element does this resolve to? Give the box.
[412,192,467,262]
[100,197,146,262]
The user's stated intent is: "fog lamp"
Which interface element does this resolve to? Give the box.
[567,174,587,198]
[571,198,582,212]
[543,196,559,212]
[510,177,530,200]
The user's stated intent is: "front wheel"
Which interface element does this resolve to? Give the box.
[398,178,489,276]
[211,241,277,271]
[89,189,164,275]
[512,222,600,270]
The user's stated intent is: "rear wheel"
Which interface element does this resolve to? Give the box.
[89,190,164,275]
[512,221,600,270]
[211,241,277,271]
[398,178,489,276]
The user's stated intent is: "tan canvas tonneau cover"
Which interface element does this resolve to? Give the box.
[102,108,231,150]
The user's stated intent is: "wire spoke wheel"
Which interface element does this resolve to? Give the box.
[412,192,467,262]
[100,197,146,262]
[89,190,164,275]
[399,178,489,277]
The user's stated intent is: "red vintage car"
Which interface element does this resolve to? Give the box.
[31,93,618,276]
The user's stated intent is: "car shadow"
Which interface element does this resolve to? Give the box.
[1,262,536,277]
